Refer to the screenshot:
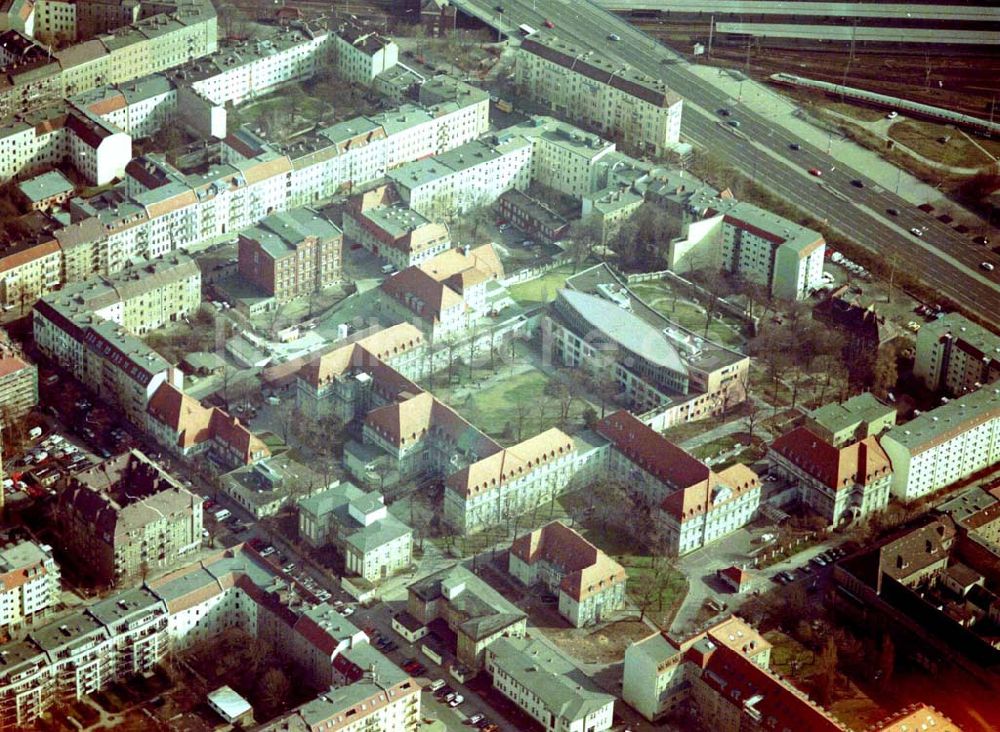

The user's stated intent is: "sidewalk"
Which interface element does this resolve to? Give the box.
[684,64,959,209]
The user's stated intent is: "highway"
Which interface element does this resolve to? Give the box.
[453,0,1000,329]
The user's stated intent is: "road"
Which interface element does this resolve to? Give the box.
[453,0,1000,328]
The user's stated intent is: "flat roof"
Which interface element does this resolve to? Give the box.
[16,170,73,203]
[884,385,1000,452]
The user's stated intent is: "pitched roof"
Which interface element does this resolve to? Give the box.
[696,643,846,732]
[147,383,212,448]
[299,324,425,388]
[597,410,709,489]
[771,427,891,491]
[447,428,573,498]
[511,521,626,602]
[872,704,964,732]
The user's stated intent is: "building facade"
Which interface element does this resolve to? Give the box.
[0,348,37,426]
[516,32,682,156]
[769,427,892,526]
[237,208,343,305]
[915,313,1000,396]
[880,386,1000,502]
[508,521,626,627]
[55,450,202,586]
[0,539,60,634]
[485,637,615,732]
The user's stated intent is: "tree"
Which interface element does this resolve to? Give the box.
[567,215,603,272]
[256,667,291,720]
[513,401,531,442]
[814,636,838,707]
[871,346,898,399]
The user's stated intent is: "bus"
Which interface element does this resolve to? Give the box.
[519,24,537,36]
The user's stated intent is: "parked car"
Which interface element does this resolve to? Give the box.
[808,168,822,177]
[910,227,923,237]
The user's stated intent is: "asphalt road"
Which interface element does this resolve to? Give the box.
[454,0,1000,327]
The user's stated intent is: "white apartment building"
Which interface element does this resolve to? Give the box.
[485,637,615,732]
[915,312,1000,395]
[33,290,184,425]
[342,192,452,271]
[185,24,332,106]
[387,135,533,220]
[0,237,62,309]
[504,115,617,198]
[880,385,1000,502]
[332,25,397,85]
[0,540,60,634]
[517,31,683,156]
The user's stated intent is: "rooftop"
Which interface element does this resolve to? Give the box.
[808,393,896,440]
[409,565,524,641]
[16,170,74,203]
[883,385,1000,453]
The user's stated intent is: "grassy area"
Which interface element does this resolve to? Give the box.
[819,100,887,123]
[629,283,746,349]
[689,433,743,461]
[889,120,996,168]
[621,556,688,629]
[507,265,576,306]
[436,369,587,442]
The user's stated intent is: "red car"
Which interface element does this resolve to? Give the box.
[543,19,554,28]
[808,168,822,177]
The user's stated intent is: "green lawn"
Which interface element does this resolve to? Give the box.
[507,265,576,305]
[629,283,745,349]
[437,369,587,442]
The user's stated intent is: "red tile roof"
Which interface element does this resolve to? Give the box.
[510,521,626,602]
[770,427,891,491]
[696,644,846,732]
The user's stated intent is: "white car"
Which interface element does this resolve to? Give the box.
[981,262,995,272]
[339,606,355,617]
[910,227,923,237]
[886,111,898,119]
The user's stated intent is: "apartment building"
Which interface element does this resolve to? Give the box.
[380,243,504,339]
[509,521,626,627]
[880,386,1000,502]
[598,411,761,556]
[55,450,202,586]
[0,346,37,425]
[146,383,270,469]
[485,637,615,732]
[297,482,413,583]
[417,74,490,147]
[387,135,533,220]
[33,296,183,425]
[0,0,218,121]
[332,24,397,85]
[0,544,421,731]
[0,236,62,310]
[517,32,682,156]
[342,186,452,270]
[502,115,617,198]
[183,22,332,106]
[769,427,893,526]
[406,565,527,670]
[805,392,897,447]
[0,539,60,634]
[238,208,342,305]
[915,313,1000,395]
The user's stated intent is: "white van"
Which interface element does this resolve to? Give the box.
[427,679,446,692]
[28,427,43,440]
[213,508,232,522]
[380,264,396,274]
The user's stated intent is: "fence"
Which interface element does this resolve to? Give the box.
[501,254,571,288]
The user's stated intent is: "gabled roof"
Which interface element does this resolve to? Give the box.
[771,426,891,491]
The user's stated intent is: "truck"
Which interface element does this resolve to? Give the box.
[518,23,537,36]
